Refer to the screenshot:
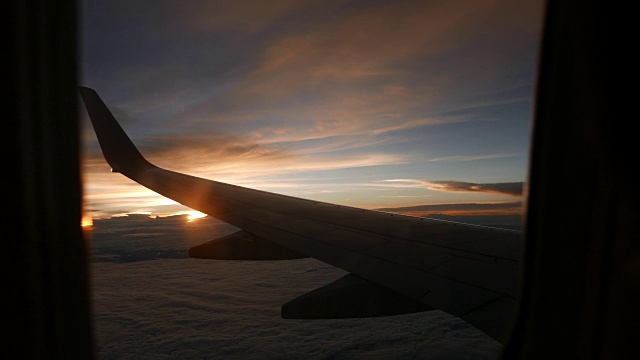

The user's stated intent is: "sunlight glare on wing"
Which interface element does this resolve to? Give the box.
[186,210,207,222]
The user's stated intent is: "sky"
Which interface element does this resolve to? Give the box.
[80,0,545,220]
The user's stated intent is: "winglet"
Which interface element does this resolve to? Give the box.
[79,87,154,176]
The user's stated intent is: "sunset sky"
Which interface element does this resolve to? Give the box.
[79,0,545,220]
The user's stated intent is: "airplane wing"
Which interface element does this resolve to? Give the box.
[79,86,522,343]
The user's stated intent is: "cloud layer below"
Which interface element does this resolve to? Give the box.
[89,214,502,359]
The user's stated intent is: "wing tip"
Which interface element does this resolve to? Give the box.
[80,86,154,176]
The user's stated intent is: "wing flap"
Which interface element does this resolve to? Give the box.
[282,273,434,319]
[188,230,308,260]
[459,296,517,343]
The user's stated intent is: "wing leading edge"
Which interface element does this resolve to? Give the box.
[79,87,522,343]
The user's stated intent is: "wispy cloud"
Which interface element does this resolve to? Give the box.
[428,153,524,163]
[383,179,524,197]
[247,117,464,145]
[424,180,523,197]
[146,0,542,144]
[83,138,408,207]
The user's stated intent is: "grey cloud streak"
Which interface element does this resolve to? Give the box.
[426,180,524,197]
[382,179,524,197]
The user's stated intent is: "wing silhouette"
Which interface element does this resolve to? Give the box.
[80,86,522,343]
